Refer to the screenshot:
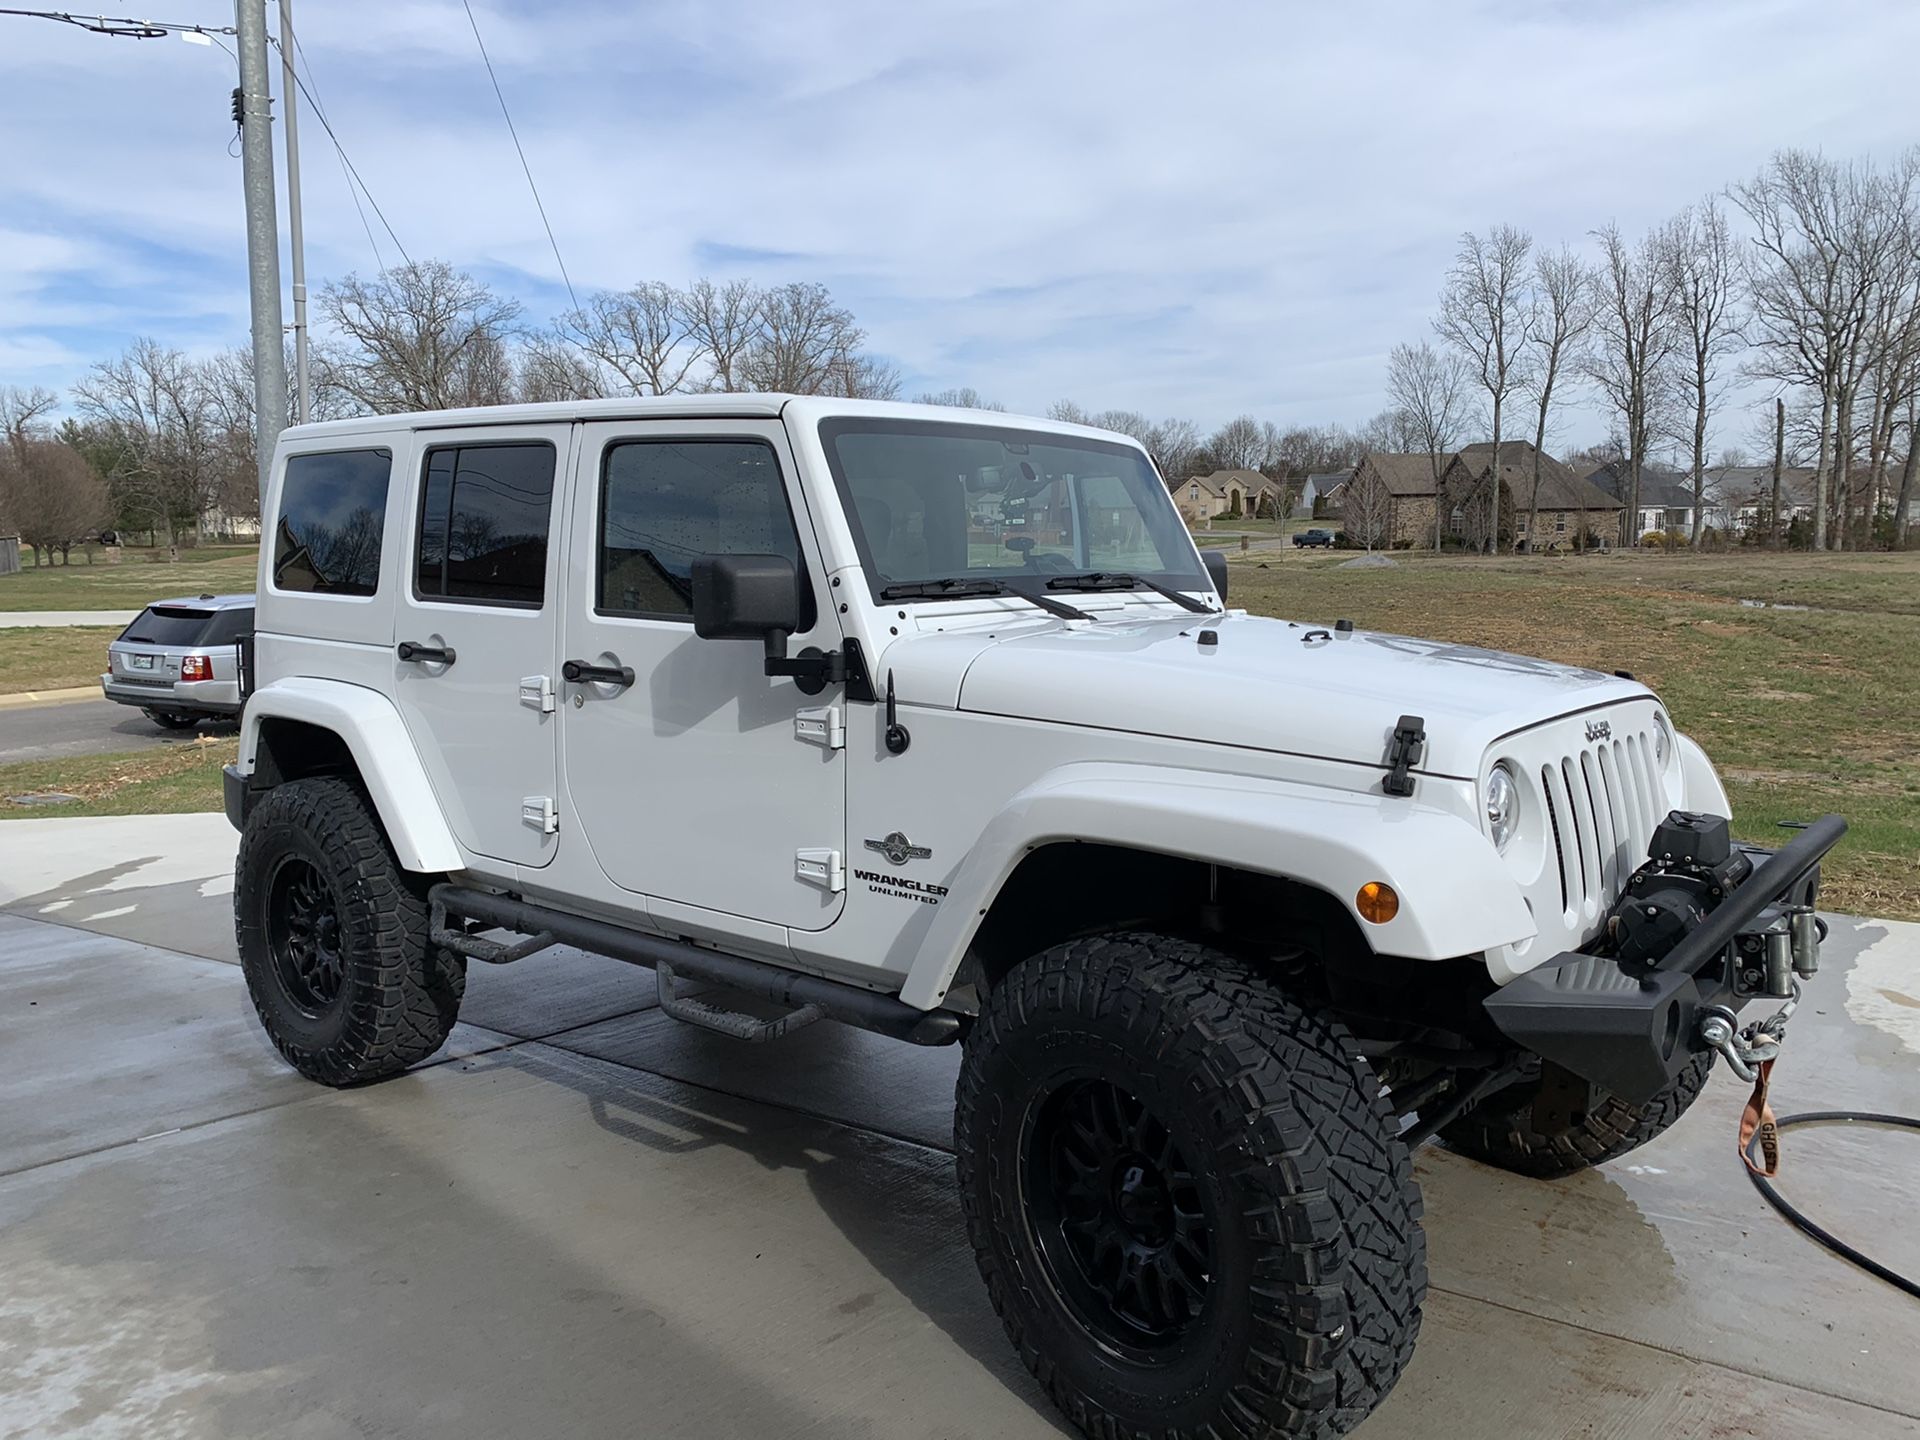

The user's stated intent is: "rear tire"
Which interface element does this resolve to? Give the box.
[144,708,200,730]
[235,776,463,1086]
[955,933,1425,1440]
[1437,1052,1714,1179]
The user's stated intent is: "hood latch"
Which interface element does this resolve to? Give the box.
[1383,715,1426,798]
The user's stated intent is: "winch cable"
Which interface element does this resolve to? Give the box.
[1743,1110,1920,1301]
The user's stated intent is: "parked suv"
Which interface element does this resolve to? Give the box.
[102,594,253,729]
[225,397,1840,1440]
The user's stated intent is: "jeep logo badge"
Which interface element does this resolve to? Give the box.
[1585,719,1613,742]
[864,831,932,867]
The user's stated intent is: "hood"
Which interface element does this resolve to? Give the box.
[926,609,1648,779]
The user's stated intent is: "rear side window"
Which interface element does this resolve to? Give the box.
[121,606,214,646]
[198,607,255,645]
[415,442,556,607]
[273,449,392,596]
[596,439,806,621]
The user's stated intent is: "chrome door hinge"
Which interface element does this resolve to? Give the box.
[521,796,559,834]
[794,705,845,750]
[795,848,845,892]
[519,674,555,714]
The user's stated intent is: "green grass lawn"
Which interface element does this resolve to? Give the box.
[0,737,238,819]
[1227,548,1920,919]
[0,627,118,693]
[0,546,258,611]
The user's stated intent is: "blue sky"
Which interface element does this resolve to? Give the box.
[2,0,1916,445]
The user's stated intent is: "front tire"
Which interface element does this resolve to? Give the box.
[1436,1052,1714,1179]
[955,933,1425,1440]
[235,776,463,1086]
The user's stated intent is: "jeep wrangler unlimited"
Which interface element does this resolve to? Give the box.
[227,396,1840,1440]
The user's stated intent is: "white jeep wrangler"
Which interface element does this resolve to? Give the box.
[227,396,1841,1440]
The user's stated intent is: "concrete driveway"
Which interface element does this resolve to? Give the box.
[2,814,1917,1438]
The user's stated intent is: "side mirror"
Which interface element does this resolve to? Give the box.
[1202,548,1229,602]
[691,553,803,642]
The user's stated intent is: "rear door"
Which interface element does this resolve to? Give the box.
[392,425,571,868]
[559,418,846,931]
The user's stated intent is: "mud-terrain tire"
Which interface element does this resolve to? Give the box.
[1437,1051,1714,1180]
[144,708,200,730]
[955,932,1425,1440]
[235,776,463,1086]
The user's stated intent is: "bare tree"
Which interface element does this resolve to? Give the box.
[1586,222,1677,545]
[1522,245,1596,545]
[315,261,523,414]
[736,282,868,395]
[72,339,217,547]
[1341,464,1395,551]
[1436,225,1533,552]
[517,332,607,403]
[1206,415,1268,473]
[0,385,59,453]
[915,387,1004,410]
[558,282,701,396]
[0,439,109,565]
[1385,340,1472,550]
[1730,148,1918,548]
[1664,200,1744,543]
[681,277,761,393]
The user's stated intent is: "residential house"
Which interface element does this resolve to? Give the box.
[1583,463,1713,538]
[1340,453,1448,547]
[1174,469,1285,522]
[1701,465,1820,536]
[1298,472,1346,519]
[1440,441,1625,551]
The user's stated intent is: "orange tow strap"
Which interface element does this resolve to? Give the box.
[1740,1058,1780,1177]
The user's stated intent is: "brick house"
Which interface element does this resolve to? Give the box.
[1174,469,1286,522]
[1339,453,1449,547]
[1439,441,1625,551]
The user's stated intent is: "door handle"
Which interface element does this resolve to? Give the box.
[397,640,457,666]
[562,659,636,688]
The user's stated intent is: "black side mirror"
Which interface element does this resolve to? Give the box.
[691,554,803,642]
[1202,548,1229,602]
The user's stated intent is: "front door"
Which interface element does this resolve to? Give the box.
[560,418,846,931]
[392,424,570,868]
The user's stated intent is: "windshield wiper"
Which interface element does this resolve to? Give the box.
[879,578,1092,621]
[1045,571,1218,615]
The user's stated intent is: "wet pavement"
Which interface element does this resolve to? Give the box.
[2,814,1917,1438]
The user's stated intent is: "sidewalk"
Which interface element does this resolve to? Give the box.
[0,609,138,628]
[0,685,99,710]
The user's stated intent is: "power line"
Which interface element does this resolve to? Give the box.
[0,8,232,39]
[275,32,387,274]
[459,0,578,312]
[270,32,412,272]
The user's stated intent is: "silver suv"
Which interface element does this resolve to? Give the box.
[102,593,253,730]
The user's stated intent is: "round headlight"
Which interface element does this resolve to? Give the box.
[1652,714,1674,769]
[1486,764,1520,851]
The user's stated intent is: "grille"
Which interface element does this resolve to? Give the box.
[1538,728,1662,918]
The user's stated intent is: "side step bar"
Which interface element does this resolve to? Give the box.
[429,884,962,1047]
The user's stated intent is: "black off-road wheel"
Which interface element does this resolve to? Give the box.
[235,776,464,1086]
[1436,1052,1714,1180]
[955,933,1425,1440]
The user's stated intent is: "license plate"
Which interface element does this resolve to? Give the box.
[128,653,156,670]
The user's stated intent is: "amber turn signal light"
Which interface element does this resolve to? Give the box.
[1356,881,1399,924]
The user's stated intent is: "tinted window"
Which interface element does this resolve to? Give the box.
[199,607,255,645]
[597,440,804,620]
[121,606,213,646]
[416,442,556,607]
[274,449,392,596]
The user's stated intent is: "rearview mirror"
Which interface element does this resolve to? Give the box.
[691,554,803,641]
[1202,548,1229,602]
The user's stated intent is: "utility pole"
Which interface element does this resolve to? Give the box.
[235,0,287,501]
[279,0,309,424]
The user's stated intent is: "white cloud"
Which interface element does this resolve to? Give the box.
[1,0,1916,439]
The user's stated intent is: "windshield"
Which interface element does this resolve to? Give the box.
[818,418,1205,601]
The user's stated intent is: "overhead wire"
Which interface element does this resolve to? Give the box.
[459,0,578,312]
[0,8,232,39]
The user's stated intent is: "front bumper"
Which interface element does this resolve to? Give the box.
[100,672,242,715]
[1482,815,1845,1103]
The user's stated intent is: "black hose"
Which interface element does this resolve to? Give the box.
[1744,1111,1920,1301]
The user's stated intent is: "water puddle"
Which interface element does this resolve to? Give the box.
[1738,598,1816,611]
